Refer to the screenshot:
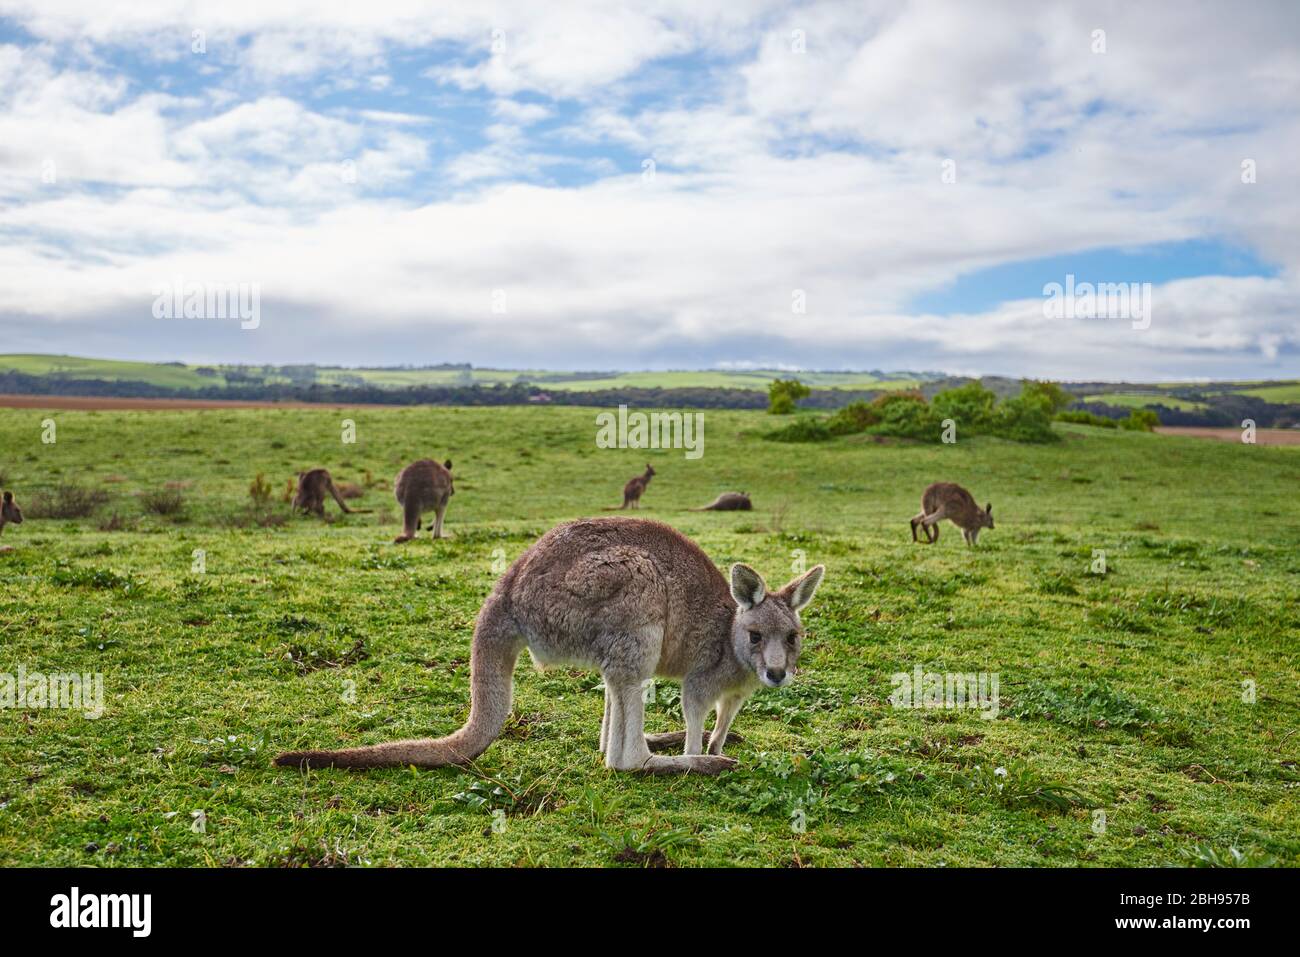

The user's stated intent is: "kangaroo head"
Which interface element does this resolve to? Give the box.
[2,491,22,525]
[728,562,826,688]
[645,463,656,478]
[983,503,994,529]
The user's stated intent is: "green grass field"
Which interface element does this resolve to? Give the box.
[1,354,921,394]
[1,406,1297,867]
[1080,392,1207,411]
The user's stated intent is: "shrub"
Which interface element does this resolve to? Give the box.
[26,484,110,519]
[875,392,939,439]
[991,392,1057,442]
[767,378,811,414]
[825,401,880,435]
[1057,410,1118,428]
[249,472,273,505]
[1120,408,1160,432]
[1021,380,1073,414]
[932,382,998,430]
[140,487,185,516]
[764,417,832,442]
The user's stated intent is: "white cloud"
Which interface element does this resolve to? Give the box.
[0,1,1297,376]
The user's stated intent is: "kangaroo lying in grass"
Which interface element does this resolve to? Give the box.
[275,517,825,775]
[292,468,371,517]
[393,458,454,542]
[910,482,993,546]
[0,491,22,550]
[691,491,752,511]
[607,464,655,509]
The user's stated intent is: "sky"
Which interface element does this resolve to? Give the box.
[0,0,1296,381]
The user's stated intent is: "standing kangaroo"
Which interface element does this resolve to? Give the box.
[274,517,826,775]
[393,459,454,542]
[607,464,655,510]
[0,491,22,550]
[292,468,371,517]
[910,482,994,546]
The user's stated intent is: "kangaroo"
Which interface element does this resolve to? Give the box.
[292,468,372,517]
[690,491,752,512]
[393,458,454,542]
[910,482,993,546]
[606,464,655,510]
[274,517,826,775]
[0,491,22,550]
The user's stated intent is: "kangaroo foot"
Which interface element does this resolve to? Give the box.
[644,730,744,753]
[638,754,737,775]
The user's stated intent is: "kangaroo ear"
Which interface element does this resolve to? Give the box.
[444,459,453,470]
[2,491,11,502]
[730,563,766,609]
[986,503,992,514]
[780,565,825,612]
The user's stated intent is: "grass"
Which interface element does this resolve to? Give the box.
[1080,392,1206,411]
[0,406,1297,867]
[1,354,922,393]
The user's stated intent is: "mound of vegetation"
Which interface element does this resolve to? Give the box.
[1058,408,1159,431]
[766,381,1066,444]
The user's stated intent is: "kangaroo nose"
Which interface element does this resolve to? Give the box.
[766,668,786,684]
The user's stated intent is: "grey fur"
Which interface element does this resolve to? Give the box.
[274,517,826,775]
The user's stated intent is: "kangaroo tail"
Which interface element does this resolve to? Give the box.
[274,599,521,770]
[325,478,357,514]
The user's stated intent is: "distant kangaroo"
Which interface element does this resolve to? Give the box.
[394,459,454,542]
[691,491,752,511]
[293,468,371,517]
[275,517,826,775]
[0,491,22,550]
[910,482,993,546]
[607,464,655,510]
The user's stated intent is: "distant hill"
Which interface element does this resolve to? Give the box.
[1,355,1297,425]
[0,355,936,394]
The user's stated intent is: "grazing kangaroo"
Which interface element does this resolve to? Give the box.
[910,482,993,546]
[292,468,371,517]
[0,491,22,550]
[393,459,454,542]
[606,464,655,510]
[274,517,826,775]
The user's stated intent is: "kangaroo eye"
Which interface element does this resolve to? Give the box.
[748,631,762,644]
[786,633,799,645]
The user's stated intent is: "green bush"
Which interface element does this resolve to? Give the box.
[825,401,881,435]
[932,381,997,430]
[763,417,832,442]
[1057,410,1118,428]
[767,378,811,415]
[1120,408,1160,432]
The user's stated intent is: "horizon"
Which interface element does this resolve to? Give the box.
[1,2,1297,378]
[2,350,1293,388]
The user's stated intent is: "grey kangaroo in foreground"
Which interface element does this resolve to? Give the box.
[275,517,826,775]
[691,491,752,511]
[0,491,22,550]
[393,458,454,542]
[607,464,655,509]
[911,482,993,546]
[292,468,371,517]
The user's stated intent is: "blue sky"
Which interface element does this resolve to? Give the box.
[0,1,1296,380]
